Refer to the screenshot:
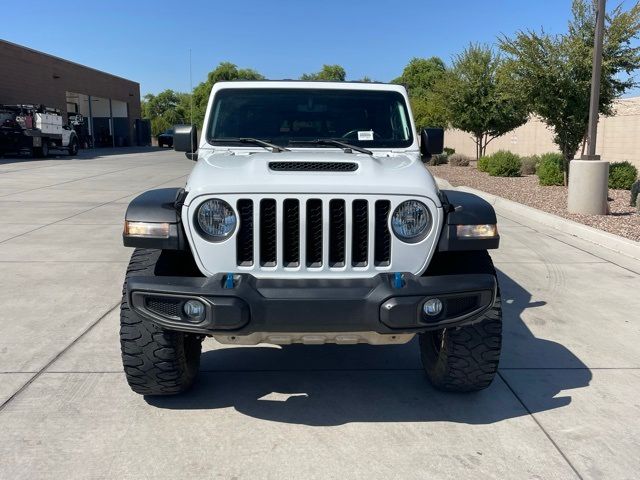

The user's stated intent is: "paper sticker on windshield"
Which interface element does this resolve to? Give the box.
[357,131,374,141]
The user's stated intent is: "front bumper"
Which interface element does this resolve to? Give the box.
[127,272,497,336]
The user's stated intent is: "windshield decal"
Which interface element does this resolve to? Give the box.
[357,131,374,141]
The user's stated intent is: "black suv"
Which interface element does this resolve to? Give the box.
[157,129,174,148]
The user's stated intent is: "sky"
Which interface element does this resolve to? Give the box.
[2,0,636,96]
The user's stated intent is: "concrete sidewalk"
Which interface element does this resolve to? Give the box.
[1,149,639,479]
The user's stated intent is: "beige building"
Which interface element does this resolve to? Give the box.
[445,96,640,168]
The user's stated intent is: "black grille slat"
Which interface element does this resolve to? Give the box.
[352,200,369,266]
[329,200,346,267]
[283,199,300,267]
[260,199,277,266]
[374,200,391,266]
[269,162,358,172]
[236,199,254,266]
[306,199,323,267]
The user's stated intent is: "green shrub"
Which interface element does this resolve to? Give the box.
[486,150,522,177]
[520,155,540,175]
[631,180,640,207]
[536,153,564,186]
[609,161,638,190]
[477,156,491,172]
[443,147,456,156]
[448,153,470,167]
[428,153,448,166]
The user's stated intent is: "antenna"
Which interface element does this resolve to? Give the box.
[189,48,194,154]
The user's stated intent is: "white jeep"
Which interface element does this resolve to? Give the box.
[121,81,502,395]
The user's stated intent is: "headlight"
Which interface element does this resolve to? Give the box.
[196,199,237,241]
[391,200,431,242]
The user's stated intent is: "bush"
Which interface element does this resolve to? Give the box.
[631,180,640,207]
[609,161,638,190]
[520,155,540,175]
[486,150,522,177]
[477,156,491,172]
[443,147,456,156]
[448,153,470,167]
[428,153,448,166]
[536,153,564,186]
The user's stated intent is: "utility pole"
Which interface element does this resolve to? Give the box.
[587,0,606,157]
[568,0,609,215]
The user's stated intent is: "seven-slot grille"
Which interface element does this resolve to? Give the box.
[234,198,392,269]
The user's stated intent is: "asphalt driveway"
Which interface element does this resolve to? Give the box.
[0,148,639,479]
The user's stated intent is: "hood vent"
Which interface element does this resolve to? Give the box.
[269,161,358,172]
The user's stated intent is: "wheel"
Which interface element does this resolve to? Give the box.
[68,138,79,156]
[33,141,49,158]
[158,141,164,148]
[120,248,203,395]
[419,251,502,392]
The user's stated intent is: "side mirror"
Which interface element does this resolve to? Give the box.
[173,124,198,160]
[420,128,444,157]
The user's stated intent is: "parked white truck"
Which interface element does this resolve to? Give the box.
[0,105,79,157]
[121,81,502,395]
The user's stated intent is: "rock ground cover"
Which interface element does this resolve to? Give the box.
[428,163,640,242]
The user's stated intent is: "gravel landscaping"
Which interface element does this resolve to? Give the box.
[428,163,640,242]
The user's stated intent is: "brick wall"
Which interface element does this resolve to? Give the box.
[0,40,141,145]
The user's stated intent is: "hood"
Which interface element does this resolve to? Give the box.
[184,149,440,205]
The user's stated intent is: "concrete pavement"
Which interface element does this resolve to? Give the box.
[1,148,639,479]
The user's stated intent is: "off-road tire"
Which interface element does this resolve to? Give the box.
[419,251,502,392]
[33,142,49,158]
[68,138,79,156]
[120,248,202,395]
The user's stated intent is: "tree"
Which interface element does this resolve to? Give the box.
[392,57,449,130]
[300,64,346,81]
[445,45,529,159]
[393,57,446,94]
[500,0,640,177]
[191,62,264,128]
[142,89,191,136]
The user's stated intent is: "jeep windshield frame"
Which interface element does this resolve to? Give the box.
[206,88,414,150]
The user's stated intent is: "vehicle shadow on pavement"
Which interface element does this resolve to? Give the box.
[147,270,592,426]
[0,147,162,164]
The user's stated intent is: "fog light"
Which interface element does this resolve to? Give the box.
[423,298,443,316]
[183,299,205,322]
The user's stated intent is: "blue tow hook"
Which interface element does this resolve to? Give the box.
[224,273,234,289]
[392,272,405,288]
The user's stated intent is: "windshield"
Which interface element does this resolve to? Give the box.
[207,88,413,149]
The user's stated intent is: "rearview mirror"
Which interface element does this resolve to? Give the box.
[420,128,444,157]
[173,124,198,160]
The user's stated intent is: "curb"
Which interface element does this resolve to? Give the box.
[435,177,640,261]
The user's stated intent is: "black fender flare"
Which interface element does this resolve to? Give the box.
[123,188,187,250]
[437,190,500,251]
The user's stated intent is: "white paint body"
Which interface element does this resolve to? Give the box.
[182,81,443,280]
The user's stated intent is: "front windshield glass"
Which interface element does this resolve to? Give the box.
[207,88,413,149]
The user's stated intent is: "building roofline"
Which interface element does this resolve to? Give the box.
[0,39,139,86]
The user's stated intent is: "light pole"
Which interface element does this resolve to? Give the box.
[567,0,609,215]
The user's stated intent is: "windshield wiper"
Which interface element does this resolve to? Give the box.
[211,137,289,152]
[289,139,373,156]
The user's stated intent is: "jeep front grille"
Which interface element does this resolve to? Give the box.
[186,194,441,278]
[234,197,391,269]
